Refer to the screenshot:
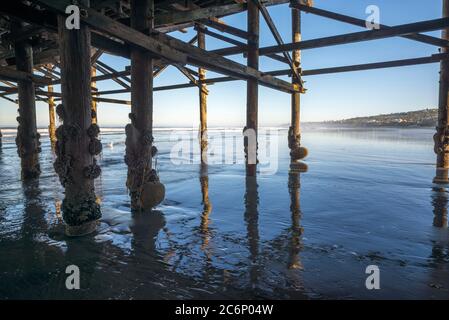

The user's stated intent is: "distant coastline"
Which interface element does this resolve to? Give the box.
[316,108,438,128]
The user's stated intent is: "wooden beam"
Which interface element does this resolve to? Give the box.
[302,54,449,76]
[261,17,449,54]
[0,66,52,85]
[194,24,247,48]
[294,3,449,48]
[155,0,289,26]
[212,17,449,56]
[201,18,249,39]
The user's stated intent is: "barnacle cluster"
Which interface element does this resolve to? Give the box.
[15,110,41,178]
[433,127,449,155]
[288,126,307,160]
[62,193,101,226]
[125,113,164,210]
[87,124,102,156]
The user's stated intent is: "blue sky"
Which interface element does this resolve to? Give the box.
[0,0,444,127]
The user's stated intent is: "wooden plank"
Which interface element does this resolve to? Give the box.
[294,3,449,48]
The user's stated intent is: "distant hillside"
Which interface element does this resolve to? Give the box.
[325,109,438,127]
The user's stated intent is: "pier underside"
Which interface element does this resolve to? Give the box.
[1,0,449,235]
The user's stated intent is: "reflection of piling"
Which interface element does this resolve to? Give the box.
[434,0,449,183]
[13,21,41,180]
[199,164,212,252]
[244,175,259,286]
[432,187,448,228]
[53,2,101,236]
[288,170,303,269]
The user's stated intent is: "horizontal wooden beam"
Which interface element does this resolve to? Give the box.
[155,0,289,26]
[194,25,247,47]
[302,53,449,76]
[212,17,449,56]
[265,53,449,77]
[294,3,449,47]
[201,19,249,39]
[0,66,52,85]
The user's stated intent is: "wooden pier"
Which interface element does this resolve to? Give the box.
[1,0,449,235]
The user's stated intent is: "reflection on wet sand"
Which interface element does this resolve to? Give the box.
[199,163,212,257]
[288,170,304,270]
[244,175,259,287]
[432,186,448,228]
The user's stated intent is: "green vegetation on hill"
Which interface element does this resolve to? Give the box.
[327,108,438,127]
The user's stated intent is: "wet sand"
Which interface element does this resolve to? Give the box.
[0,127,448,299]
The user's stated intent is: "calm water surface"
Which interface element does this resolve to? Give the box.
[0,127,448,299]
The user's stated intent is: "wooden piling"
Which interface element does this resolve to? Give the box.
[434,0,449,183]
[125,0,165,210]
[91,67,98,125]
[13,21,41,179]
[47,84,57,148]
[289,6,308,168]
[245,0,259,177]
[54,4,101,236]
[198,27,208,164]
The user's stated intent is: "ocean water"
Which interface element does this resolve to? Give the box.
[0,126,448,299]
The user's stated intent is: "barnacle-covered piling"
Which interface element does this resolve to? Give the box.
[125,0,165,210]
[54,6,101,236]
[13,21,41,179]
[434,0,449,184]
[289,6,308,172]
